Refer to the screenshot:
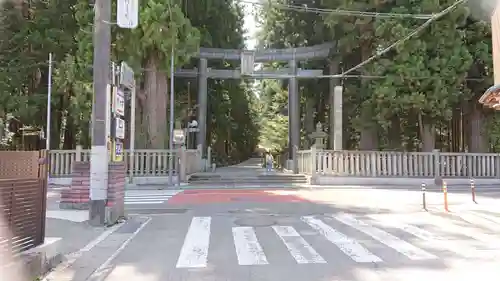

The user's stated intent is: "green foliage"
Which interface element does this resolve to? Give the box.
[0,0,260,159]
[257,0,495,152]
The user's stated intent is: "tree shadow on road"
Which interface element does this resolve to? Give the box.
[106,189,500,281]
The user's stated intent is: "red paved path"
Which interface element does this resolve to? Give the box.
[168,189,311,204]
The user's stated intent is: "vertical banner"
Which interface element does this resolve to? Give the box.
[493,6,500,84]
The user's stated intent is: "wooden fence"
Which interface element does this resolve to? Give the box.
[296,148,500,178]
[0,150,47,255]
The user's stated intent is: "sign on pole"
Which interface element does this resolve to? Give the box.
[113,89,125,116]
[173,129,185,144]
[119,62,135,88]
[117,0,139,29]
[113,140,124,162]
[114,118,126,139]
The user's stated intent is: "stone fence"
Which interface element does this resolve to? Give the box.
[48,146,211,185]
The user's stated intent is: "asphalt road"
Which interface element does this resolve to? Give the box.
[43,187,500,281]
[91,189,500,281]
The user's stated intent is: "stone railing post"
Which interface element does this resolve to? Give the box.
[207,146,212,172]
[75,145,83,162]
[179,146,187,182]
[311,145,317,177]
[433,149,441,185]
[197,144,203,171]
[496,153,500,179]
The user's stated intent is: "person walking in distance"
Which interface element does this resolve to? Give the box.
[265,152,274,172]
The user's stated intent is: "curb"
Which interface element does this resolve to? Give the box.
[3,237,63,281]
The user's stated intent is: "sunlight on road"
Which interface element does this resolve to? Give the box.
[352,259,500,281]
[0,199,28,281]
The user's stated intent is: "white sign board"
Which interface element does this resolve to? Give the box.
[173,129,185,144]
[117,0,139,29]
[115,118,126,139]
[114,89,125,116]
[120,62,135,88]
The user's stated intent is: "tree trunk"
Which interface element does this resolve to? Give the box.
[388,115,402,150]
[418,113,435,152]
[359,103,378,150]
[468,101,489,152]
[143,53,168,149]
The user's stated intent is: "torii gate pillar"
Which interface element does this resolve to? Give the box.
[288,59,300,173]
[197,58,208,154]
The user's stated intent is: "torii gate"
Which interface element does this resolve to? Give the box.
[175,43,342,173]
[477,1,500,108]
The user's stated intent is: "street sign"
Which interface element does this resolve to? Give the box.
[117,0,139,29]
[119,62,135,88]
[113,140,124,162]
[114,117,126,139]
[113,89,125,116]
[173,129,185,144]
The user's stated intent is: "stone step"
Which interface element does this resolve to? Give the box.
[188,177,309,184]
[188,172,308,185]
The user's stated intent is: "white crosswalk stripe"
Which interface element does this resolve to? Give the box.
[453,211,500,232]
[332,213,438,260]
[176,216,211,268]
[301,215,382,263]
[233,226,268,265]
[172,212,500,268]
[124,190,181,205]
[367,213,493,259]
[272,225,326,264]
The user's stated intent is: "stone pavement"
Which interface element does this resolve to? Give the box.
[39,188,500,281]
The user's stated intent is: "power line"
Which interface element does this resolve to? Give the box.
[237,0,434,19]
[0,60,490,82]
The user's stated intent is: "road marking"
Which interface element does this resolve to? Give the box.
[176,217,211,268]
[455,212,500,232]
[301,216,382,263]
[125,196,170,199]
[232,227,268,265]
[367,214,492,259]
[272,225,326,264]
[42,221,125,281]
[333,213,437,261]
[416,212,500,245]
[124,201,164,205]
[86,217,152,281]
[471,211,500,224]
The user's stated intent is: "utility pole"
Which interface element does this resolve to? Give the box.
[89,0,112,226]
[46,53,52,151]
[168,48,175,186]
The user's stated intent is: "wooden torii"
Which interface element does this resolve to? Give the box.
[478,1,500,108]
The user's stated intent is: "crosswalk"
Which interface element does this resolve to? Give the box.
[124,190,181,205]
[172,210,500,268]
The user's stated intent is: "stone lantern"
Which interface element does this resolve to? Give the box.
[309,122,327,149]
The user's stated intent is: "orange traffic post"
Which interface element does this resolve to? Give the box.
[442,181,449,212]
[470,178,477,204]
